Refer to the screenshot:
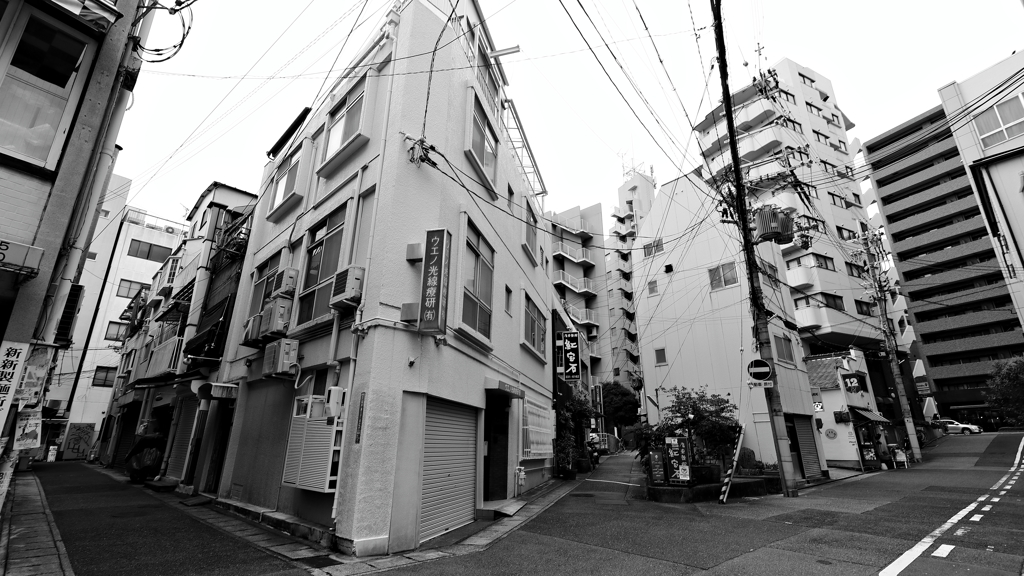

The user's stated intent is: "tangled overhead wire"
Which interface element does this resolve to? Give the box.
[134,0,199,63]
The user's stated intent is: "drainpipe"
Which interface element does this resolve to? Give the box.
[40,2,157,341]
[154,395,183,480]
[329,11,396,522]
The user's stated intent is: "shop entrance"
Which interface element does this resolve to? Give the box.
[483,391,509,501]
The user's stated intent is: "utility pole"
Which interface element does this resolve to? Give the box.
[861,230,922,460]
[709,0,797,496]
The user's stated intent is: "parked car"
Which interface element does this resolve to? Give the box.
[938,419,982,435]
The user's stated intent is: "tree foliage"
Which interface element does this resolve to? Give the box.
[661,385,739,464]
[602,382,640,430]
[988,358,1024,426]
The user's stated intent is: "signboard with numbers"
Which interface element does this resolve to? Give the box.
[560,331,582,382]
[0,342,29,431]
[841,373,866,394]
[0,239,43,272]
[418,229,451,335]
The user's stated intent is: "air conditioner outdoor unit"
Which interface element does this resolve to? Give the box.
[329,265,365,309]
[259,297,292,338]
[165,226,177,234]
[241,313,263,346]
[270,268,299,298]
[263,338,299,378]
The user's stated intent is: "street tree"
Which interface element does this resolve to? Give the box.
[987,358,1024,426]
[602,382,640,430]
[661,385,739,465]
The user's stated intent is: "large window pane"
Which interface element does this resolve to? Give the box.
[305,244,324,289]
[0,16,86,162]
[975,108,1002,136]
[997,97,1024,126]
[313,284,332,319]
[321,232,343,280]
[342,95,362,143]
[298,292,316,324]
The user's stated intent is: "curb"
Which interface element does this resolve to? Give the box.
[33,474,75,576]
[0,472,14,576]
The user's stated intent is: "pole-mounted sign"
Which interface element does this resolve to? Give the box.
[560,331,581,382]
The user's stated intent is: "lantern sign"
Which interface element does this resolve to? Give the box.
[560,331,581,382]
[418,229,452,335]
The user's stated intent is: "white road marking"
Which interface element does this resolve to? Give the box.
[992,498,1000,502]
[991,473,1012,490]
[931,545,955,558]
[878,436,1024,576]
[1000,491,1007,495]
[970,514,983,521]
[954,528,970,536]
[982,505,992,511]
[582,479,641,487]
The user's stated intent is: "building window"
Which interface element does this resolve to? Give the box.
[708,262,739,289]
[467,97,498,188]
[760,259,780,288]
[525,202,538,262]
[821,161,836,175]
[0,6,96,169]
[127,240,172,264]
[814,130,829,144]
[325,77,365,159]
[779,90,796,104]
[505,285,512,314]
[798,215,824,232]
[613,367,620,376]
[793,293,844,311]
[781,118,803,134]
[104,321,128,341]
[850,193,861,205]
[643,238,664,257]
[836,140,848,152]
[828,192,845,207]
[99,209,110,218]
[249,251,281,318]
[799,73,815,86]
[831,113,840,126]
[270,152,300,213]
[116,279,150,299]
[805,103,821,117]
[786,253,834,271]
[787,147,809,165]
[86,251,97,260]
[507,187,514,212]
[773,335,795,363]
[298,204,346,325]
[92,366,116,388]
[523,293,545,357]
[654,348,667,365]
[855,300,874,316]
[845,262,865,278]
[836,226,857,241]
[974,93,1024,148]
[648,280,658,295]
[463,221,494,338]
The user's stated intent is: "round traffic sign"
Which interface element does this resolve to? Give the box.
[747,359,773,381]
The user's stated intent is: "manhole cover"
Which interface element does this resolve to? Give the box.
[570,494,595,497]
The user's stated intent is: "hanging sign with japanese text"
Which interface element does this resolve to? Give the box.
[418,229,452,335]
[665,436,690,484]
[560,331,581,382]
[0,342,29,430]
[13,345,51,407]
[13,410,41,450]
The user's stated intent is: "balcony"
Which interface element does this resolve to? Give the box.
[610,257,632,274]
[903,263,1001,295]
[610,238,630,254]
[921,329,1024,357]
[892,216,987,255]
[564,302,599,327]
[173,253,201,297]
[147,337,184,378]
[877,157,966,202]
[873,137,959,186]
[611,221,636,238]
[795,305,880,343]
[915,308,1019,336]
[899,238,996,276]
[700,98,779,158]
[554,270,597,296]
[623,341,639,358]
[928,360,997,382]
[608,276,632,294]
[881,175,973,221]
[786,265,820,290]
[900,325,915,346]
[886,196,980,238]
[908,282,1010,315]
[552,241,595,267]
[550,214,594,238]
[708,125,803,175]
[612,205,632,220]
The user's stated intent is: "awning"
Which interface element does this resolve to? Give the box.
[484,376,524,399]
[129,368,205,389]
[46,0,122,33]
[850,406,890,424]
[951,404,989,410]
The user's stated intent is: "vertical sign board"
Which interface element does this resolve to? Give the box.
[13,410,41,450]
[14,346,50,407]
[665,436,690,484]
[560,331,581,382]
[649,450,666,485]
[0,342,29,430]
[418,229,451,335]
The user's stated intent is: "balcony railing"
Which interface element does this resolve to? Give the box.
[612,206,632,220]
[147,337,183,377]
[174,253,200,295]
[564,302,599,326]
[552,241,594,266]
[611,222,636,238]
[550,214,594,238]
[553,270,597,296]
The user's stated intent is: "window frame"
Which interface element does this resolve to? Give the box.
[0,4,98,170]
[104,321,128,341]
[648,279,658,295]
[521,290,547,362]
[317,75,369,177]
[127,240,172,263]
[269,151,301,215]
[116,279,150,299]
[773,335,795,364]
[92,366,116,388]
[523,200,539,265]
[248,251,281,319]
[654,347,668,365]
[799,73,815,86]
[296,204,347,326]
[855,300,875,316]
[974,92,1024,149]
[464,89,500,195]
[456,218,495,346]
[708,261,739,290]
[779,90,796,104]
[642,238,665,257]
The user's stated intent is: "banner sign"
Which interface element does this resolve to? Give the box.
[841,373,866,394]
[13,410,41,450]
[666,436,690,484]
[14,345,51,407]
[418,229,451,335]
[0,342,29,428]
[560,331,581,382]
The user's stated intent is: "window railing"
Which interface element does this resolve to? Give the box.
[147,337,183,377]
[554,270,596,294]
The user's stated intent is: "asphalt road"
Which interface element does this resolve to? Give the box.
[32,463,307,576]
[390,432,1024,576]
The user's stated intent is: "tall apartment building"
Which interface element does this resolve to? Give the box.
[863,106,1021,431]
[607,170,656,402]
[646,58,920,470]
[0,0,140,443]
[46,174,186,460]
[548,204,612,431]
[106,0,559,556]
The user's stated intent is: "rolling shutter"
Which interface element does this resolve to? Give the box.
[793,415,822,478]
[420,398,477,542]
[165,398,199,479]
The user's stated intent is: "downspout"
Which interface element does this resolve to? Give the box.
[39,1,157,341]
[154,395,182,480]
[330,12,396,522]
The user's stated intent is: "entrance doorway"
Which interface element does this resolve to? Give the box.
[483,391,510,501]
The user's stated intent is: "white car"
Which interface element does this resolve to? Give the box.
[939,419,982,435]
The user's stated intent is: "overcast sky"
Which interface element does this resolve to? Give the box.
[112,0,1024,228]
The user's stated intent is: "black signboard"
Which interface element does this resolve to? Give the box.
[649,450,666,485]
[665,436,690,484]
[418,228,451,334]
[560,331,581,382]
[841,372,866,394]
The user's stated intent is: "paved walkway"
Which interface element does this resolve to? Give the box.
[1,473,74,576]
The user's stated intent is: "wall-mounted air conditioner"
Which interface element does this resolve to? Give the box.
[260,297,292,338]
[329,265,364,309]
[263,338,299,378]
[270,268,299,298]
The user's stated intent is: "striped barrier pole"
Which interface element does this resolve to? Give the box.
[719,424,746,505]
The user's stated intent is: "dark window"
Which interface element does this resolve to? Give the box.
[298,204,346,324]
[654,348,667,365]
[104,321,128,341]
[248,251,281,318]
[773,335,795,363]
[116,279,150,298]
[524,293,545,355]
[86,251,97,260]
[855,300,874,316]
[463,221,494,337]
[127,240,172,263]
[708,262,739,289]
[92,366,116,387]
[643,238,665,257]
[648,280,658,295]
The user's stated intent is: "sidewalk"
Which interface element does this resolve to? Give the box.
[2,462,581,576]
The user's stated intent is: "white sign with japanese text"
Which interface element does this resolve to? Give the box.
[0,342,29,430]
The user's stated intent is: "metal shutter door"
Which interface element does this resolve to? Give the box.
[165,398,199,479]
[793,415,822,478]
[420,398,477,542]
